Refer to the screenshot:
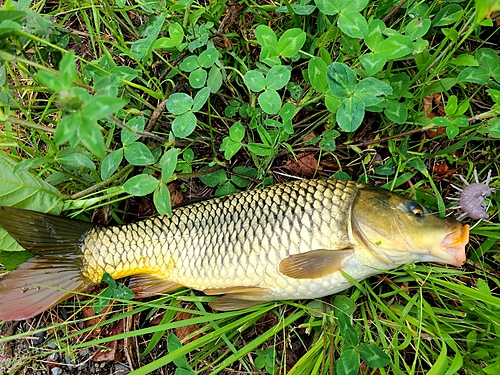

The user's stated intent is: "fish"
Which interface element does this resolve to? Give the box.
[0,178,469,321]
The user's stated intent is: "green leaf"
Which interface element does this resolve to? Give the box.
[335,347,360,375]
[179,55,200,72]
[247,143,273,156]
[38,70,65,93]
[258,90,281,115]
[172,111,197,138]
[78,118,106,159]
[167,333,191,370]
[277,28,306,57]
[123,174,159,196]
[101,149,123,180]
[0,153,64,251]
[244,70,266,92]
[432,4,464,26]
[446,123,459,139]
[342,0,369,12]
[154,183,172,216]
[266,65,291,90]
[199,168,227,187]
[260,46,280,66]
[229,121,245,142]
[167,93,194,115]
[192,87,210,112]
[280,102,296,123]
[358,344,391,367]
[189,67,207,88]
[449,54,478,67]
[207,66,223,93]
[13,157,52,174]
[111,66,139,81]
[55,113,78,145]
[384,99,408,124]
[326,62,357,98]
[334,295,357,315]
[160,148,179,182]
[365,19,386,51]
[59,51,76,90]
[355,77,392,106]
[215,181,238,196]
[254,25,277,48]
[338,11,368,39]
[457,66,490,84]
[405,18,431,40]
[375,35,414,59]
[58,153,96,169]
[445,95,458,116]
[320,129,339,151]
[360,53,386,76]
[153,22,185,50]
[83,96,127,120]
[231,166,257,187]
[124,142,155,166]
[131,14,165,61]
[122,116,146,146]
[198,47,219,68]
[308,57,328,93]
[220,137,242,160]
[477,48,499,72]
[0,250,34,271]
[336,96,365,132]
[315,0,341,15]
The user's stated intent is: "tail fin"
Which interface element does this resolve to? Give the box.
[0,207,96,321]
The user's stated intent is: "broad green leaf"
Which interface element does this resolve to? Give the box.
[446,123,459,139]
[247,143,273,156]
[320,129,340,151]
[334,295,357,315]
[0,153,64,251]
[266,65,291,90]
[154,184,172,216]
[0,250,34,271]
[457,66,490,84]
[326,62,357,98]
[59,51,76,90]
[405,18,431,40]
[342,0,369,12]
[360,53,386,76]
[38,70,65,92]
[55,113,78,145]
[189,68,207,89]
[192,87,210,112]
[231,166,257,188]
[122,116,146,146]
[365,19,386,51]
[101,149,123,180]
[220,137,242,160]
[315,0,341,15]
[280,102,296,123]
[277,28,306,57]
[423,77,456,96]
[308,57,328,93]
[179,55,200,72]
[153,22,184,50]
[198,47,219,68]
[260,46,280,66]
[355,77,392,106]
[172,111,197,138]
[166,93,193,115]
[325,91,342,112]
[335,348,359,375]
[338,11,368,39]
[13,157,52,174]
[375,35,414,59]
[78,118,106,159]
[244,70,266,92]
[384,99,408,124]
[160,148,179,182]
[111,66,139,81]
[57,153,96,169]
[215,181,238,197]
[336,96,365,132]
[254,25,277,47]
[449,54,479,67]
[131,14,165,61]
[358,344,391,368]
[388,73,411,98]
[199,168,227,187]
[445,95,458,116]
[476,48,499,72]
[0,19,22,35]
[258,90,281,114]
[276,3,316,15]
[123,174,158,196]
[124,142,155,166]
[432,4,464,26]
[207,66,223,93]
[83,96,127,121]
[229,121,245,142]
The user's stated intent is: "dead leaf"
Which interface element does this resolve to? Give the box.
[92,340,117,362]
[168,183,184,207]
[283,153,322,177]
[174,310,203,344]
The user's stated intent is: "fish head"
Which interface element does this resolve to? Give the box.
[351,185,469,267]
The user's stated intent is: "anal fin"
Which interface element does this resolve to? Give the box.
[204,286,271,311]
[128,274,182,298]
[279,249,353,279]
[209,295,271,311]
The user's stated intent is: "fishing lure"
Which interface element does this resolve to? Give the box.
[449,169,495,221]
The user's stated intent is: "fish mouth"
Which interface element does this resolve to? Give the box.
[434,224,469,266]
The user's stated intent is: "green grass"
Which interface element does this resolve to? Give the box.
[1,0,500,374]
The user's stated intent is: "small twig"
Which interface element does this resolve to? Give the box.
[382,0,408,23]
[69,164,134,200]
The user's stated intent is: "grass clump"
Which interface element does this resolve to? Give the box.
[0,0,500,374]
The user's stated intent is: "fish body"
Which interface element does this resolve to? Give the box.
[0,179,469,321]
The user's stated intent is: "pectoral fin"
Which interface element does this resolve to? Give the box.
[209,295,271,311]
[204,286,271,311]
[279,249,353,279]
[128,275,182,298]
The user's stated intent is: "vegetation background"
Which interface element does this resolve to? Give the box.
[0,0,499,374]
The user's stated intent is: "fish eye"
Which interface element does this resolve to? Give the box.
[407,201,425,217]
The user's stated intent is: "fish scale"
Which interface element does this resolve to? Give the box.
[81,178,356,297]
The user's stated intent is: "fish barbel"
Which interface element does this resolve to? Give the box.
[0,178,469,321]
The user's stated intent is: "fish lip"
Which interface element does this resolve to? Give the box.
[435,224,469,266]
